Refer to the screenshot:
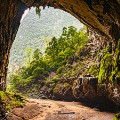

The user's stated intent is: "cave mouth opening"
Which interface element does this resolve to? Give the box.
[0,0,114,92]
[7,7,119,113]
[7,6,85,91]
[0,1,120,115]
[8,6,84,72]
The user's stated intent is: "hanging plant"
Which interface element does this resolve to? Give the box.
[35,6,41,17]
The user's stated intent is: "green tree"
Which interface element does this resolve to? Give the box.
[33,48,42,60]
[9,26,89,94]
[24,48,33,65]
[45,26,88,70]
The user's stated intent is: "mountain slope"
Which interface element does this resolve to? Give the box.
[10,7,83,65]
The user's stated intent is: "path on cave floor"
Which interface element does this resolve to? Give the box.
[7,99,115,120]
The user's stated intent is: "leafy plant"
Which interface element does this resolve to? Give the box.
[113,113,120,120]
[0,91,26,110]
[35,6,41,17]
[110,39,120,84]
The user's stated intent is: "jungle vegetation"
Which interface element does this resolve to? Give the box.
[8,26,89,94]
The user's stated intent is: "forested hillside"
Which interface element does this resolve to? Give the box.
[9,7,83,65]
[9,25,120,107]
[9,26,90,98]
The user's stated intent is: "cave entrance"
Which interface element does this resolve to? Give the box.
[1,0,120,92]
[9,7,83,68]
[7,7,84,93]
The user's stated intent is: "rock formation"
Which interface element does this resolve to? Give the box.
[0,0,120,107]
[0,0,27,90]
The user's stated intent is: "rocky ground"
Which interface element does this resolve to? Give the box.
[6,99,115,120]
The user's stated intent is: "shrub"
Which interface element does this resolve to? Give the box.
[0,91,25,110]
[113,113,120,120]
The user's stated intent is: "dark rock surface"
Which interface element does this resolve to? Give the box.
[0,107,7,120]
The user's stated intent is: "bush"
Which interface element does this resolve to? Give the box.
[0,91,26,110]
[10,75,25,91]
[113,113,120,120]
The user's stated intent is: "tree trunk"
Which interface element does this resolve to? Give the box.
[0,0,27,91]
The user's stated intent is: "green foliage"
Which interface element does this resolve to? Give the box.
[113,113,120,120]
[46,26,88,70]
[9,26,89,96]
[10,74,32,92]
[0,91,25,110]
[33,48,42,60]
[98,40,120,83]
[98,50,113,83]
[57,66,65,74]
[110,39,120,84]
[51,76,60,83]
[10,49,49,90]
[64,82,70,87]
[32,67,48,80]
[89,64,99,77]
[24,48,34,65]
[35,6,41,17]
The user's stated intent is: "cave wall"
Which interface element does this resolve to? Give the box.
[0,0,27,90]
[0,0,120,91]
[20,0,120,41]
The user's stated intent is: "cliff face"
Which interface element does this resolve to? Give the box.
[0,1,120,91]
[2,0,120,41]
[0,0,27,90]
[39,29,120,107]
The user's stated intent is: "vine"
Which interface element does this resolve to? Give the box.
[98,49,113,83]
[98,39,120,84]
[35,6,41,17]
[110,39,120,84]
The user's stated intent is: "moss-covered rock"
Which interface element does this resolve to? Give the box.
[113,113,120,120]
[0,91,26,111]
[110,40,120,84]
[98,50,113,83]
[98,39,120,84]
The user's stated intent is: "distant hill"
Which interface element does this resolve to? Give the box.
[9,7,83,65]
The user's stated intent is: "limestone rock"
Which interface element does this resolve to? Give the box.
[73,77,98,100]
[73,77,120,106]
